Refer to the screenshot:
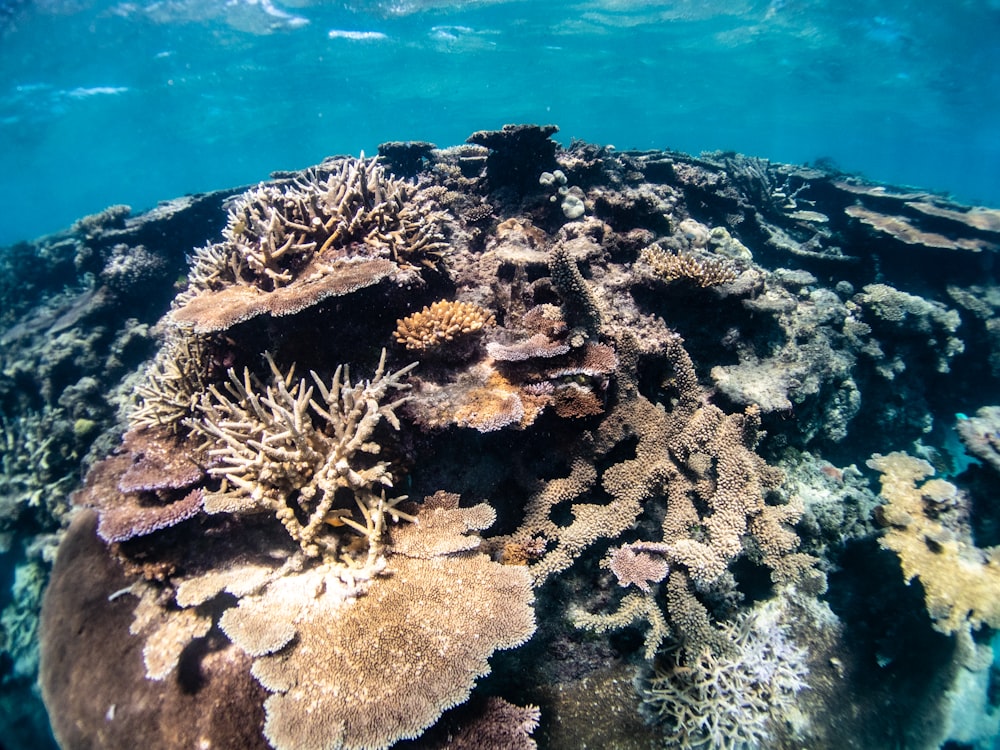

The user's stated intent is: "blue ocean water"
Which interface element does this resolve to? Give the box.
[1,0,999,247]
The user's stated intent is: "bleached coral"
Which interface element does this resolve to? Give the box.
[195,349,416,563]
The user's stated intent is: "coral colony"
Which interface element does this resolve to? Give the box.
[0,124,997,748]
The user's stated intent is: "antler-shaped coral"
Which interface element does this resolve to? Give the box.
[195,349,416,565]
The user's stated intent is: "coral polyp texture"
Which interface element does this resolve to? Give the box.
[15,125,999,750]
[394,298,495,351]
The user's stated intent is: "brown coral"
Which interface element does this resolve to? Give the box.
[72,444,205,545]
[640,244,738,287]
[394,299,495,351]
[172,257,395,333]
[845,205,985,251]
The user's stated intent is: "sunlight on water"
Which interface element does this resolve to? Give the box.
[0,0,998,245]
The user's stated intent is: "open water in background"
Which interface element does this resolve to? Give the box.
[1,0,999,247]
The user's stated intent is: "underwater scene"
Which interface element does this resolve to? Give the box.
[2,2,1000,750]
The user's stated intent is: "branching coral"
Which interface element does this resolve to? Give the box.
[394,299,495,351]
[129,332,212,433]
[0,407,77,540]
[223,156,448,288]
[195,349,417,563]
[171,155,450,333]
[640,244,738,287]
[870,450,1000,634]
[641,603,808,750]
[561,337,817,658]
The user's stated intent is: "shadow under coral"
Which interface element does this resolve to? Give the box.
[38,510,268,750]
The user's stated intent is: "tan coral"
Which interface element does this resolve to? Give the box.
[869,451,1000,634]
[205,497,535,750]
[172,258,395,333]
[129,333,212,433]
[640,244,738,287]
[845,205,985,251]
[394,299,495,351]
[194,349,416,563]
[223,156,448,288]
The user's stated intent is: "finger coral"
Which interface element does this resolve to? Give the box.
[394,299,495,351]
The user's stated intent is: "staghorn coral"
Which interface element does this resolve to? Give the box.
[0,407,80,543]
[129,332,213,433]
[195,349,417,562]
[223,156,447,288]
[641,602,808,750]
[640,244,738,287]
[171,155,450,333]
[394,299,495,352]
[36,128,1000,750]
[869,451,1000,634]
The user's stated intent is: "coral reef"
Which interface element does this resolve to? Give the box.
[9,124,998,750]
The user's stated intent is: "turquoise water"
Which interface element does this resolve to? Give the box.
[2,0,999,247]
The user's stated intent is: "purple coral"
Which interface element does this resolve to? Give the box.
[608,543,669,593]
